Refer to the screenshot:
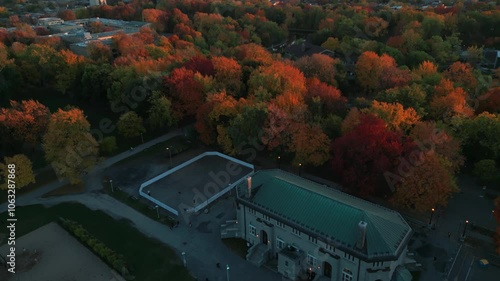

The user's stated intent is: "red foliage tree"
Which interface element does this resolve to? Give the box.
[58,9,76,21]
[331,114,413,196]
[184,55,215,77]
[305,78,347,114]
[164,67,203,119]
[477,87,500,114]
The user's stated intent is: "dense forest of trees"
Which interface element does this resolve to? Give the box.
[0,1,499,219]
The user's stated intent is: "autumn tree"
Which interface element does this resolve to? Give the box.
[412,60,441,86]
[390,151,458,212]
[305,78,346,117]
[164,67,204,119]
[410,121,464,173]
[142,9,168,32]
[341,107,363,134]
[212,56,242,97]
[42,108,98,184]
[0,154,35,190]
[375,84,428,116]
[248,61,306,100]
[58,9,76,21]
[117,111,146,138]
[289,123,330,166]
[261,103,296,152]
[477,87,500,114]
[355,51,406,93]
[87,41,113,64]
[362,101,420,132]
[0,100,51,146]
[295,54,340,86]
[429,87,474,120]
[14,43,64,87]
[445,62,478,92]
[331,114,412,196]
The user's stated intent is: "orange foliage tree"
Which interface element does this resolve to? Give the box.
[0,100,50,145]
[362,101,420,132]
[289,123,330,166]
[445,62,478,92]
[212,56,242,97]
[355,51,408,93]
[430,87,474,120]
[390,151,458,212]
[142,9,168,32]
[248,61,306,99]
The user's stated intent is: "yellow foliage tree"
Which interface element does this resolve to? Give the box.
[0,154,35,190]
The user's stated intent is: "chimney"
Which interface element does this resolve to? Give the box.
[247,177,252,198]
[356,221,367,249]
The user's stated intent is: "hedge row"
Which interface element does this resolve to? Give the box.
[59,218,129,276]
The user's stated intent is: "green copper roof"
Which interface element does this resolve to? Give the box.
[237,170,412,259]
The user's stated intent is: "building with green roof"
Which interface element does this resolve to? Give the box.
[231,169,413,281]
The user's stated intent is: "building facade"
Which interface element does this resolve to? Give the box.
[232,170,413,281]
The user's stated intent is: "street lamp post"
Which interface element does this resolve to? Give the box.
[276,156,280,169]
[155,205,160,219]
[298,163,302,176]
[429,208,435,226]
[226,264,230,281]
[166,147,172,168]
[110,180,114,192]
[462,220,469,238]
[181,252,186,267]
[140,132,144,144]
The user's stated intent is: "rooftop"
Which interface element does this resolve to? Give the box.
[236,170,412,260]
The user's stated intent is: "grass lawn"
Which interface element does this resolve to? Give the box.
[0,203,195,281]
[0,168,58,203]
[222,238,248,259]
[113,135,196,166]
[41,182,85,198]
[103,182,177,227]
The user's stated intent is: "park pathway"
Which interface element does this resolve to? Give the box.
[12,193,282,281]
[0,127,186,210]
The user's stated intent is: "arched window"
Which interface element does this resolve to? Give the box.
[342,268,353,281]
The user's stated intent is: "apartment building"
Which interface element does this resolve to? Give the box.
[232,170,413,281]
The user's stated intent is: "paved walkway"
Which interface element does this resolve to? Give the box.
[17,193,281,281]
[0,127,185,209]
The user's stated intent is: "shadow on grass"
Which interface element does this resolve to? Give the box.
[103,182,177,228]
[0,203,195,281]
[0,169,58,203]
[41,182,85,198]
[222,238,248,259]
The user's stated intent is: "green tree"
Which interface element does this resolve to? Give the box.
[117,111,145,138]
[473,159,498,184]
[0,154,35,189]
[147,92,176,130]
[99,136,118,155]
[43,108,98,184]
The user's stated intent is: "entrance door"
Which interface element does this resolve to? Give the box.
[261,230,268,245]
[324,261,332,278]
